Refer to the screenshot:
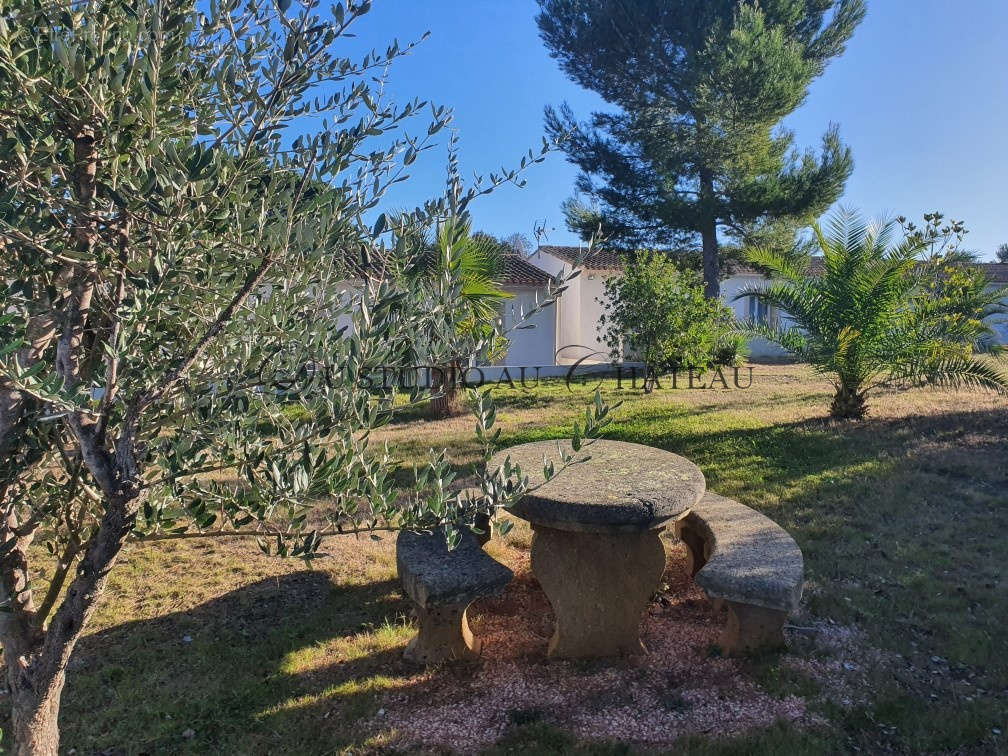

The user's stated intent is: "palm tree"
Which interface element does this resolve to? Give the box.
[391,216,512,418]
[437,223,513,349]
[737,209,1008,419]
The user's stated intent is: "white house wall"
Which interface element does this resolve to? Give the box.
[334,261,1006,372]
[718,274,792,359]
[529,250,580,363]
[523,253,796,362]
[984,283,1008,344]
[556,272,584,364]
[990,312,1008,343]
[497,286,558,367]
[527,249,617,364]
[567,270,615,364]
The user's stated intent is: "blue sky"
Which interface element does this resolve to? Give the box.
[345,1,1008,260]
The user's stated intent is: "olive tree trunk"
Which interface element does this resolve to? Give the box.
[7,673,63,756]
[0,489,134,755]
[0,580,62,756]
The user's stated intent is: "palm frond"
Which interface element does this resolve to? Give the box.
[919,356,1008,394]
[735,318,810,358]
[863,216,901,258]
[743,245,812,285]
[824,207,869,259]
[736,280,826,340]
[755,206,1008,417]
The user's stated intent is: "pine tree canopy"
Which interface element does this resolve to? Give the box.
[537,0,866,296]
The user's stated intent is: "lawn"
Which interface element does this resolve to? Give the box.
[8,363,1007,754]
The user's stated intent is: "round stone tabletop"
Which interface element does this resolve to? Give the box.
[489,439,706,533]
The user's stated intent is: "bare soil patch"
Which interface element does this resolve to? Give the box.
[375,543,878,752]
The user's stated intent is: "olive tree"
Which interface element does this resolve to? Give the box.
[0,0,599,752]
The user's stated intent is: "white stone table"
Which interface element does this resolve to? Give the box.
[489,439,706,658]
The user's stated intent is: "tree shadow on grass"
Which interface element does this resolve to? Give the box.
[500,413,882,503]
[37,405,1008,755]
[641,404,1008,707]
[501,400,1005,504]
[617,403,1008,752]
[766,407,1008,751]
[56,571,422,755]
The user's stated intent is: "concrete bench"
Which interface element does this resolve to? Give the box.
[396,527,513,663]
[674,492,804,653]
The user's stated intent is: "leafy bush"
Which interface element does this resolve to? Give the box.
[711,329,749,368]
[598,253,734,391]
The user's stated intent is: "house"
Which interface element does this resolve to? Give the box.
[492,247,1008,367]
[329,247,566,377]
[980,263,1008,343]
[525,245,621,364]
[502,245,792,363]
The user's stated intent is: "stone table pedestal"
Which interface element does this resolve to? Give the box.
[531,524,667,657]
[490,439,706,659]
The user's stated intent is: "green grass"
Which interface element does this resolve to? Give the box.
[9,363,1008,754]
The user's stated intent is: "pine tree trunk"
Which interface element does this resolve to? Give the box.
[699,169,720,299]
[701,226,719,299]
[8,670,64,756]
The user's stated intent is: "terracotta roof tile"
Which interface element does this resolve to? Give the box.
[342,246,1008,284]
[336,248,554,286]
[808,257,1008,282]
[499,253,554,286]
[978,262,1008,282]
[535,245,623,270]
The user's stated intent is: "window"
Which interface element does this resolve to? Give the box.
[747,296,771,325]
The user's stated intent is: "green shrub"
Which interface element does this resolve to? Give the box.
[598,253,735,391]
[712,330,749,367]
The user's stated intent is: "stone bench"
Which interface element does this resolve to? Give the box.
[674,492,804,654]
[396,527,513,663]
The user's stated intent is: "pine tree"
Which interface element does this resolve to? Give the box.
[538,0,866,297]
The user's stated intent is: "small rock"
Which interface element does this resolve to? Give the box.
[182,728,195,739]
